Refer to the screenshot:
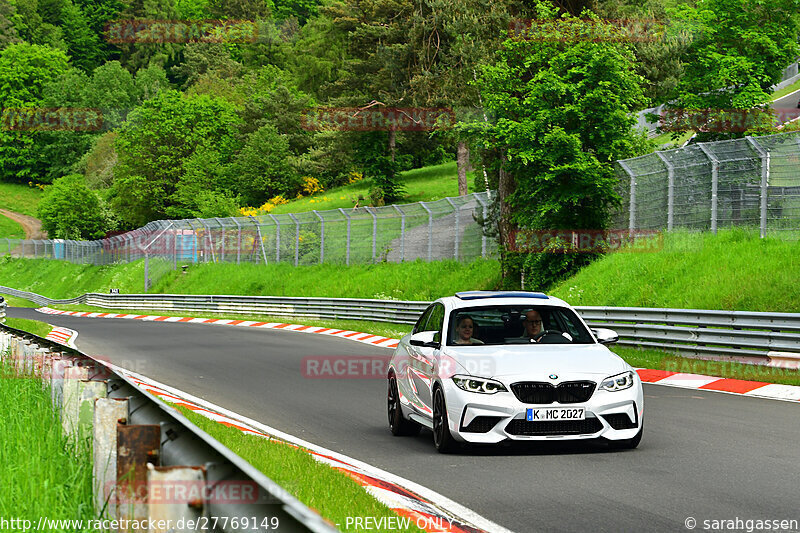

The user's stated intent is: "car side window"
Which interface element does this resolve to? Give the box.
[426,304,445,342]
[413,306,435,334]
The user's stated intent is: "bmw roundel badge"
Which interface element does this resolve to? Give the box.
[549,374,558,380]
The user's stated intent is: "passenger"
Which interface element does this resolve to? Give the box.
[454,316,484,345]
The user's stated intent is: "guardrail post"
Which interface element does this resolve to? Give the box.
[313,210,324,264]
[420,202,433,262]
[619,161,637,233]
[117,422,161,531]
[699,144,719,234]
[392,205,405,262]
[147,465,205,527]
[746,136,769,238]
[365,207,377,263]
[269,214,281,262]
[445,198,460,259]
[289,213,300,266]
[655,151,674,230]
[94,398,129,518]
[61,365,90,440]
[338,208,351,265]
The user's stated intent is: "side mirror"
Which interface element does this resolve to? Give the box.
[592,328,619,345]
[409,331,441,349]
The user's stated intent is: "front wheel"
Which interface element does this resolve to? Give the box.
[432,387,457,453]
[388,376,421,436]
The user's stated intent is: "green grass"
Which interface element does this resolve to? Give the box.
[0,358,98,530]
[651,130,694,148]
[612,345,800,387]
[1,294,39,307]
[0,213,25,239]
[270,161,480,214]
[549,229,800,312]
[0,256,501,301]
[4,317,52,338]
[177,406,426,533]
[772,78,800,101]
[0,182,44,216]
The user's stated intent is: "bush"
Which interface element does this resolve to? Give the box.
[37,174,117,239]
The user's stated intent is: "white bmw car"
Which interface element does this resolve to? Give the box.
[387,291,644,452]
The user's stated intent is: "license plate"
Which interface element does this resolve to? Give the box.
[526,407,585,421]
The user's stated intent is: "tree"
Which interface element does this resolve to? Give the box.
[226,123,298,206]
[0,0,21,49]
[0,42,69,182]
[478,9,648,289]
[669,0,800,141]
[37,174,117,238]
[111,90,242,226]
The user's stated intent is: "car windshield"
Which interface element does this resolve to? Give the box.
[447,305,594,346]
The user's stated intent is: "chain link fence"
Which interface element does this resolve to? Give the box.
[2,192,498,291]
[613,131,800,236]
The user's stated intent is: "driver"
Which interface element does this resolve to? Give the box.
[522,310,543,341]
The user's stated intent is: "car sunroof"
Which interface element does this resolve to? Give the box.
[454,291,549,300]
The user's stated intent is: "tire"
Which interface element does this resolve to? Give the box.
[432,387,457,453]
[388,376,421,436]
[610,423,643,450]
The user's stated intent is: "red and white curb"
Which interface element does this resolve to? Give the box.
[36,307,800,403]
[36,307,399,349]
[45,325,78,349]
[637,369,800,402]
[101,361,510,533]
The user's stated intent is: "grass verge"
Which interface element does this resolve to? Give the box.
[772,78,800,101]
[548,229,800,312]
[4,317,52,338]
[0,213,25,239]
[0,357,97,529]
[0,256,501,301]
[1,294,40,307]
[176,406,426,533]
[612,345,800,387]
[0,182,44,216]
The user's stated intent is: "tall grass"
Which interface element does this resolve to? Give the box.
[0,358,97,529]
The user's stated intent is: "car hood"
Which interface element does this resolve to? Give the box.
[441,344,629,380]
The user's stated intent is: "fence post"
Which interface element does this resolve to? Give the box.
[313,210,324,264]
[144,254,149,292]
[338,208,351,265]
[247,216,267,265]
[619,161,637,233]
[420,201,433,262]
[199,219,215,263]
[698,144,719,234]
[392,205,405,262]
[445,197,460,259]
[655,151,674,230]
[746,136,769,238]
[268,214,281,262]
[289,213,300,266]
[474,193,488,258]
[214,217,225,262]
[365,207,377,263]
[232,218,241,264]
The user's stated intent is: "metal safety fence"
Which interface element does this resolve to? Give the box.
[3,286,799,364]
[2,192,497,291]
[613,131,800,236]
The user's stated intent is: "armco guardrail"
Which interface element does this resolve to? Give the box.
[0,296,5,323]
[3,286,800,361]
[0,322,336,533]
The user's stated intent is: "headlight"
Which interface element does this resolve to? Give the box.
[452,375,507,394]
[600,371,635,392]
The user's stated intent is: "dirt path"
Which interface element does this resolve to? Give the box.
[0,209,47,239]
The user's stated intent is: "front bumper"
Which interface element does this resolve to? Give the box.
[442,377,644,443]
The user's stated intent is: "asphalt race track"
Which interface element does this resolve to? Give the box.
[10,307,800,533]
